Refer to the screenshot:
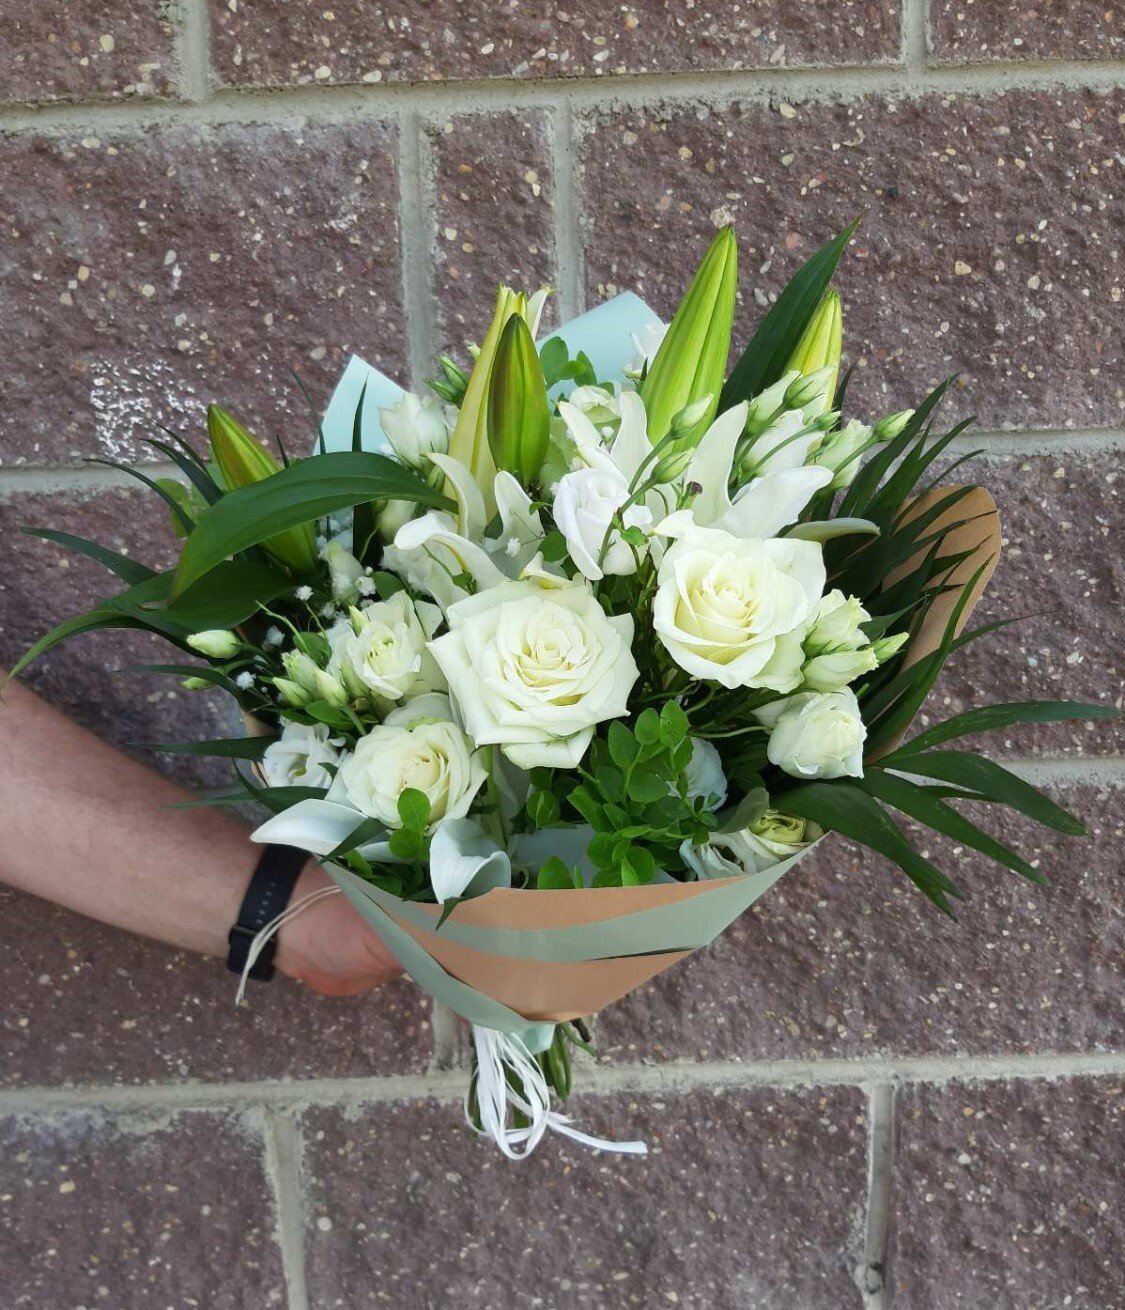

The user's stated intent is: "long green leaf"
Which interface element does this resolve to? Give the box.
[8,608,147,679]
[350,383,377,565]
[150,736,276,759]
[779,780,961,914]
[859,768,1045,884]
[88,459,196,535]
[21,528,156,585]
[720,219,859,408]
[173,451,450,594]
[887,701,1119,759]
[892,750,1086,835]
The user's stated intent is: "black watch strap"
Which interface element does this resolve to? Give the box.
[227,844,309,982]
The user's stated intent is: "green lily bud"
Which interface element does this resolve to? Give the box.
[186,628,241,658]
[487,313,550,486]
[271,676,311,708]
[874,409,915,442]
[207,405,317,575]
[640,226,738,445]
[447,285,546,518]
[785,290,842,417]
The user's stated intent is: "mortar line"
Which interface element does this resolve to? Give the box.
[2,59,1124,134]
[901,0,930,73]
[859,1084,896,1310]
[399,109,438,384]
[262,1110,311,1310]
[174,0,213,105]
[4,1049,1125,1116]
[3,426,1120,496]
[552,101,583,322]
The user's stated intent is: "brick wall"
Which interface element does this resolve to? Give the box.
[1,4,1122,1307]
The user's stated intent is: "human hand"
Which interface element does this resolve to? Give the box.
[275,862,402,996]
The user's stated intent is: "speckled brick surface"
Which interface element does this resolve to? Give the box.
[890,1079,1125,1307]
[208,0,902,88]
[0,1109,287,1307]
[430,110,558,351]
[597,784,1124,1063]
[931,0,1124,62]
[0,2,175,104]
[301,1087,870,1309]
[580,91,1125,433]
[0,123,405,467]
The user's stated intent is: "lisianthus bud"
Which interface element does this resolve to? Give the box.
[784,290,842,417]
[640,226,738,445]
[802,645,878,692]
[271,676,311,708]
[322,539,365,604]
[379,392,451,469]
[487,313,550,486]
[874,409,915,442]
[181,676,212,691]
[207,406,317,574]
[669,394,714,436]
[186,628,240,658]
[783,366,836,417]
[743,371,798,438]
[811,419,874,491]
[376,497,417,543]
[805,590,870,654]
[873,631,910,664]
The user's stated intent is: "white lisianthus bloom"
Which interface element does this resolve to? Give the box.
[653,525,825,691]
[758,689,867,780]
[810,419,874,491]
[261,721,343,791]
[553,456,652,581]
[326,590,444,705]
[428,579,639,769]
[378,391,452,468]
[628,321,668,375]
[681,810,821,879]
[684,736,727,808]
[801,589,878,692]
[336,696,485,829]
[567,384,622,429]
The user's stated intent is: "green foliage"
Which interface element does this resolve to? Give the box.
[538,336,597,391]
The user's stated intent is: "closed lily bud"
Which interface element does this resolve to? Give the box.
[784,290,842,417]
[187,628,241,658]
[640,226,738,445]
[487,313,551,486]
[207,406,317,575]
[874,409,915,442]
[447,285,547,518]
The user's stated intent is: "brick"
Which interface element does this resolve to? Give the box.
[0,886,432,1086]
[580,91,1125,433]
[890,1078,1125,1307]
[302,1086,869,1309]
[0,1109,286,1306]
[0,3,175,104]
[597,784,1125,1063]
[431,111,558,353]
[208,1,901,89]
[0,122,404,467]
[2,487,433,1087]
[929,451,1125,757]
[931,0,1124,62]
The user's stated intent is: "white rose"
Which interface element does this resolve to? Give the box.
[327,590,443,705]
[681,809,820,879]
[684,737,727,807]
[378,391,451,468]
[428,579,639,769]
[553,457,652,581]
[759,689,867,780]
[261,721,343,791]
[653,525,825,691]
[337,701,485,829]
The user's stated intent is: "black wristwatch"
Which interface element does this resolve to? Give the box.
[226,844,310,982]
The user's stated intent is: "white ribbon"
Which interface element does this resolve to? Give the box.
[232,886,342,1007]
[466,1024,648,1160]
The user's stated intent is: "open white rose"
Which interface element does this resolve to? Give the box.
[428,579,639,769]
[327,590,443,706]
[759,688,867,780]
[336,696,485,828]
[681,810,821,879]
[653,525,825,691]
[261,721,343,791]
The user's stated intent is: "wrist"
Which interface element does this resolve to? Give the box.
[273,860,333,981]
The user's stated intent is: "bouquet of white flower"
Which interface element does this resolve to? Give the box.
[14,224,1113,1157]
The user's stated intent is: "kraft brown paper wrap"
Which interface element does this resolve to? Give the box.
[242,481,1001,1024]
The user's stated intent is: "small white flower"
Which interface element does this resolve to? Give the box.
[263,626,285,649]
[261,721,343,791]
[295,585,313,601]
[235,671,256,690]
